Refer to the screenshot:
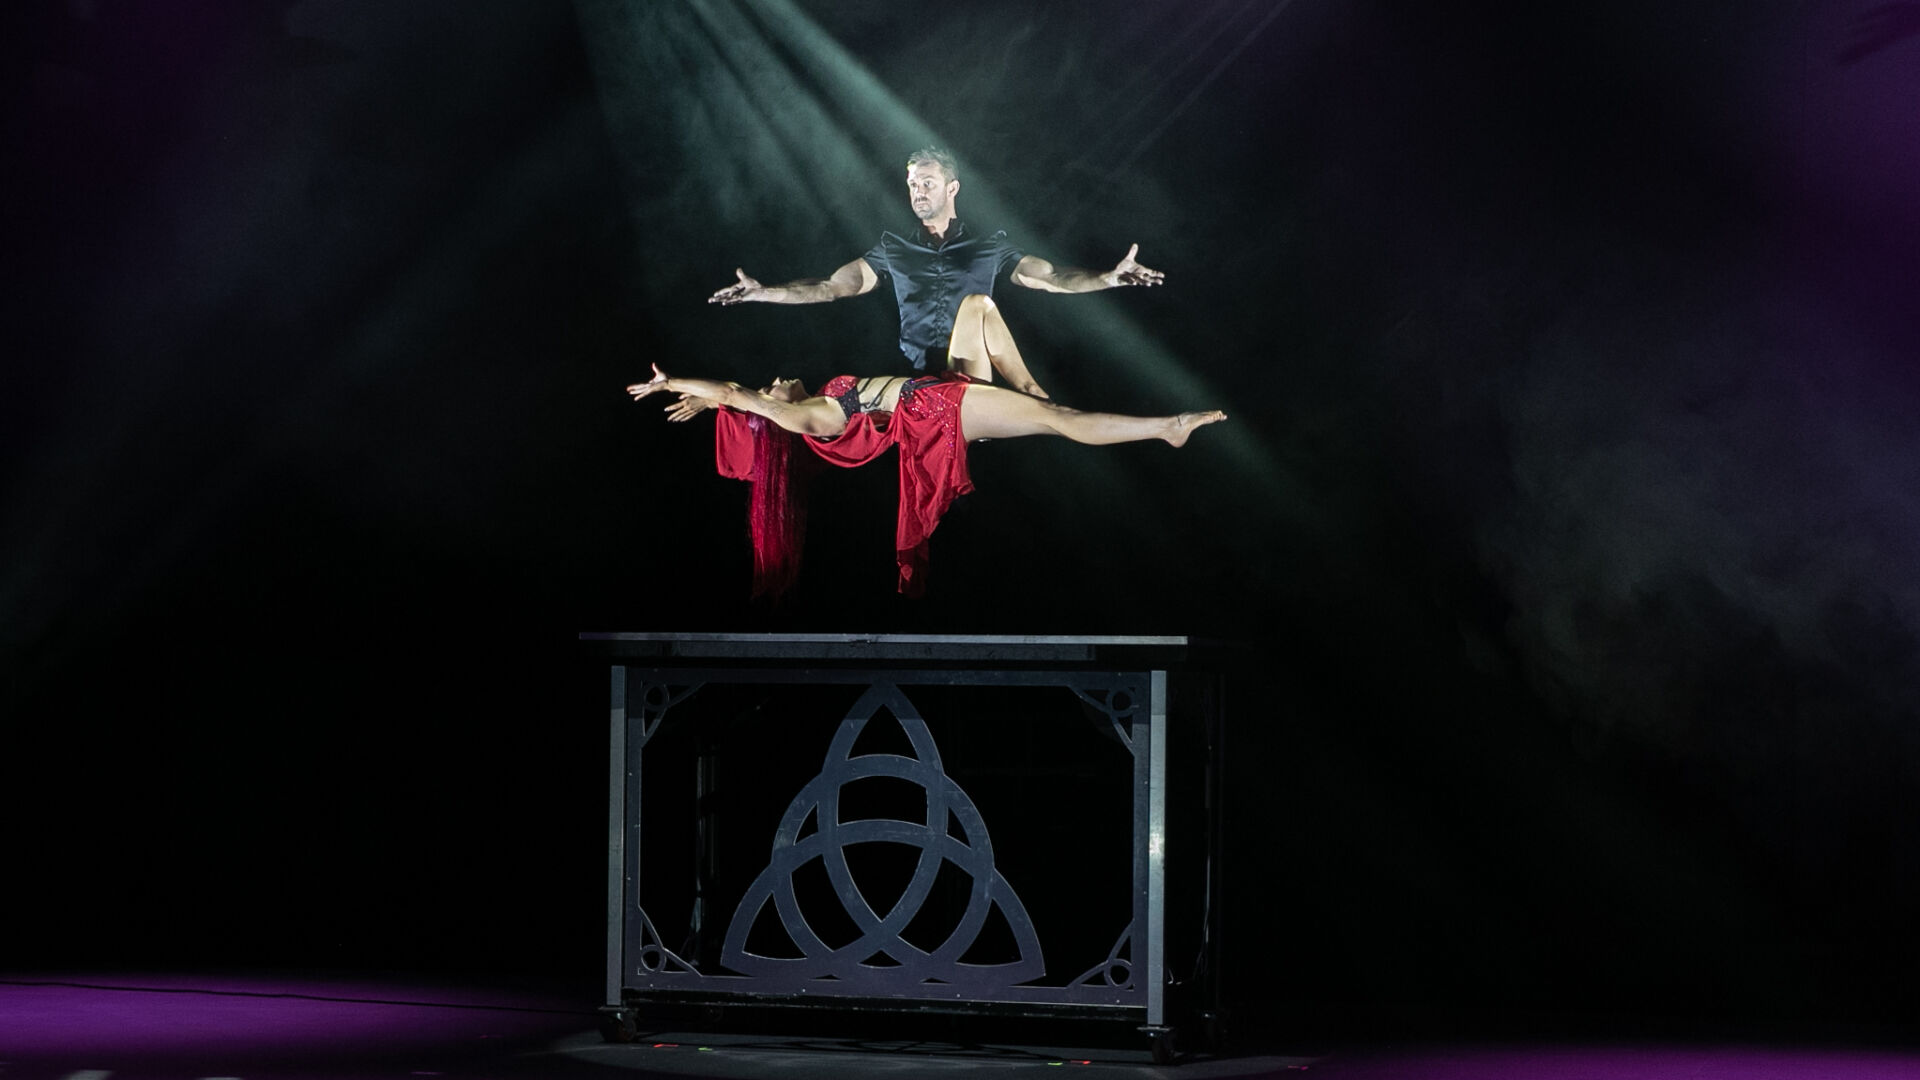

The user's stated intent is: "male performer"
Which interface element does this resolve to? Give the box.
[708,146,1162,399]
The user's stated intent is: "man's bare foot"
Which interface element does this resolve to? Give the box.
[1165,410,1228,447]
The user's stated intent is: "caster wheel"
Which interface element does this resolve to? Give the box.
[598,1010,639,1043]
[1149,1029,1177,1065]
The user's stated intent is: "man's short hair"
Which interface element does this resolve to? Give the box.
[906,146,958,183]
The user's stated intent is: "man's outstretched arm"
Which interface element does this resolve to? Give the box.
[1010,243,1164,293]
[709,257,879,305]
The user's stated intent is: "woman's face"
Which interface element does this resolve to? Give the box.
[764,377,806,402]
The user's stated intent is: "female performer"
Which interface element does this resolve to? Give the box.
[628,294,1226,596]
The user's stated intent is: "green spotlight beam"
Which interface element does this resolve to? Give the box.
[1055,0,1297,238]
[577,0,1316,521]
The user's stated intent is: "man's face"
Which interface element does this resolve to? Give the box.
[906,161,957,223]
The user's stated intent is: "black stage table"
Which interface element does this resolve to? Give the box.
[579,634,1226,1061]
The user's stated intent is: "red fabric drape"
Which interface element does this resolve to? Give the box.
[712,373,974,596]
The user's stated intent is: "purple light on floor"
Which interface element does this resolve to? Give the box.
[8,976,1919,1079]
[0,972,585,1074]
[1323,1043,1920,1080]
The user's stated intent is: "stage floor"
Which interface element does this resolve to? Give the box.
[3,972,1915,1079]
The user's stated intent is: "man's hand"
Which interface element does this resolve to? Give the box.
[664,394,716,422]
[709,268,767,305]
[1012,247,1164,293]
[1105,243,1164,288]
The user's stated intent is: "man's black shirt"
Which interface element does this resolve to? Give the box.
[863,220,1025,371]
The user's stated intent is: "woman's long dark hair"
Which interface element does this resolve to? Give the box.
[743,414,813,600]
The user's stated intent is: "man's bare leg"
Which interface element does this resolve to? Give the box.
[945,294,1050,398]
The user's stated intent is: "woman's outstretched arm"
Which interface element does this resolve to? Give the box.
[626,364,846,436]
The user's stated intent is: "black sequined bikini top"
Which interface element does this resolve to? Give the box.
[831,376,904,420]
[830,381,862,420]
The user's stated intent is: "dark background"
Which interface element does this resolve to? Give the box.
[5,0,1918,1039]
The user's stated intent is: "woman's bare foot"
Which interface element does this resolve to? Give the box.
[1165,410,1228,447]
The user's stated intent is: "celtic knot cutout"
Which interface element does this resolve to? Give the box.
[720,683,1045,990]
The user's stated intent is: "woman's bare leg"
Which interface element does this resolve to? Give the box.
[959,383,1226,448]
[946,294,1049,398]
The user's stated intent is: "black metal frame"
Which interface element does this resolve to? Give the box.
[587,634,1219,1058]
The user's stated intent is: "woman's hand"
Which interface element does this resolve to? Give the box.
[664,394,715,422]
[626,364,670,401]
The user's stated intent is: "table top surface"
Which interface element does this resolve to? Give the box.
[579,633,1188,645]
[578,632,1194,663]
